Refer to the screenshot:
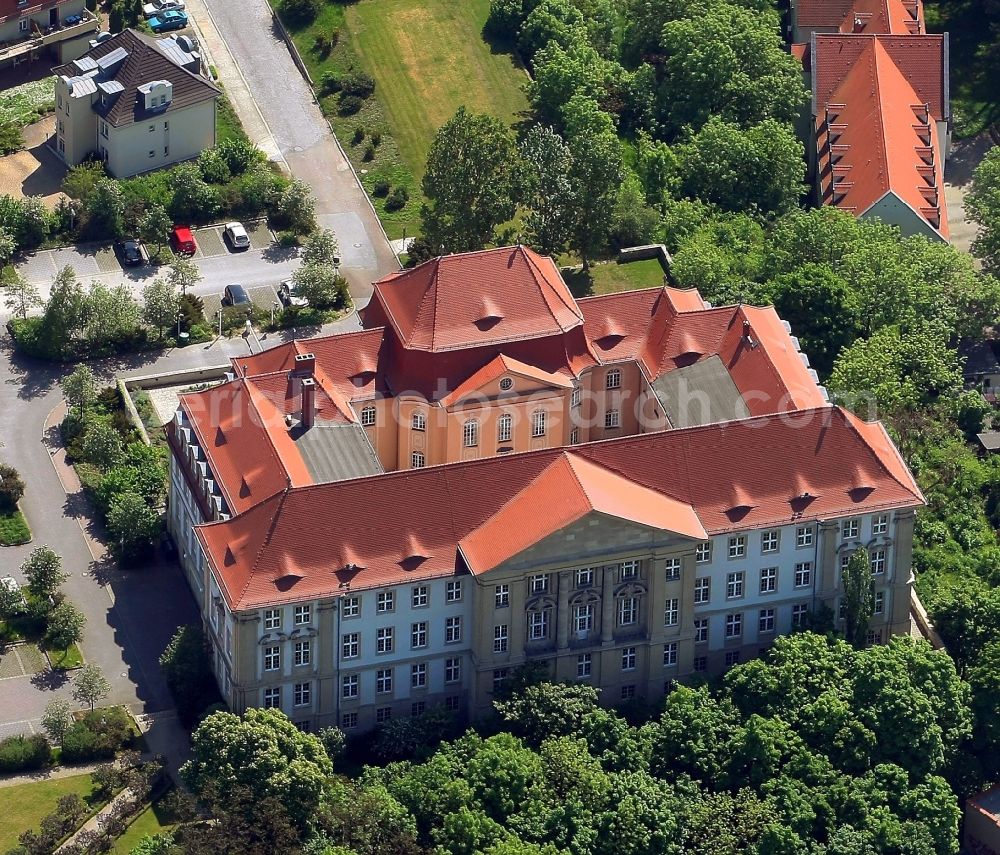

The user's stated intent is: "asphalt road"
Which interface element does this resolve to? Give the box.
[198,0,400,300]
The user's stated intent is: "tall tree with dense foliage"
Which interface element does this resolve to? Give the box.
[73,664,111,711]
[142,277,180,341]
[420,108,521,253]
[2,270,41,320]
[965,145,1000,274]
[519,124,575,256]
[22,546,66,602]
[60,364,97,418]
[841,550,874,647]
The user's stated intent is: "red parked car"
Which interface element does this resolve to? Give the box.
[170,225,197,255]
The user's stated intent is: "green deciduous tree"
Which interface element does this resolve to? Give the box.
[41,698,73,746]
[166,254,202,297]
[519,124,575,257]
[965,145,1000,274]
[142,277,179,341]
[22,546,66,603]
[84,280,140,348]
[0,463,25,510]
[0,225,15,266]
[45,601,86,650]
[291,264,349,310]
[841,550,874,648]
[3,269,42,320]
[73,664,111,711]
[81,421,125,470]
[168,163,220,223]
[60,364,97,418]
[273,179,317,235]
[139,204,173,257]
[106,491,159,559]
[301,229,340,267]
[421,107,521,253]
[42,266,87,356]
[86,178,125,239]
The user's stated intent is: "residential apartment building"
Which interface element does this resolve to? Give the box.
[52,29,218,178]
[165,246,923,732]
[792,0,951,240]
[0,0,98,70]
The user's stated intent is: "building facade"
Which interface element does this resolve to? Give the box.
[165,247,923,733]
[0,0,97,70]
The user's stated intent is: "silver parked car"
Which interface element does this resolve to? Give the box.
[223,221,250,251]
[143,0,185,17]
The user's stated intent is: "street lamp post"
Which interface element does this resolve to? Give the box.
[216,309,223,338]
[271,301,278,327]
[176,311,183,340]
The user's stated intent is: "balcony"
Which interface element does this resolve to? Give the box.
[0,7,98,64]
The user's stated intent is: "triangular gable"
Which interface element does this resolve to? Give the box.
[440,354,573,408]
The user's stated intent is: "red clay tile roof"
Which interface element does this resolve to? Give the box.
[813,34,949,237]
[197,406,923,611]
[795,0,923,31]
[439,354,574,407]
[458,454,707,574]
[362,246,584,353]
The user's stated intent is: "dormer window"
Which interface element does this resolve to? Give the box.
[138,80,173,112]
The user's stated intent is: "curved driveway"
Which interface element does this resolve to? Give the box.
[197,0,399,300]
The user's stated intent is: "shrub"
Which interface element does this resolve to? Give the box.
[179,293,205,331]
[277,230,300,247]
[0,121,23,156]
[370,131,382,147]
[160,625,221,727]
[362,143,375,162]
[340,71,376,98]
[0,463,25,510]
[351,125,365,145]
[217,137,264,177]
[0,734,52,772]
[385,186,409,212]
[280,0,320,23]
[372,179,390,197]
[313,32,332,57]
[60,707,134,763]
[338,94,363,116]
[320,71,342,96]
[197,149,231,185]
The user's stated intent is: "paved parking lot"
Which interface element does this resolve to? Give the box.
[0,643,46,679]
[192,221,272,258]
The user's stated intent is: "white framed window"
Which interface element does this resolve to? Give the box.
[528,608,550,640]
[870,549,886,575]
[376,668,393,694]
[463,419,479,447]
[571,386,581,407]
[664,558,681,581]
[342,674,358,698]
[696,542,712,563]
[725,613,743,638]
[342,711,358,729]
[263,609,281,631]
[361,406,376,427]
[576,653,592,679]
[492,669,509,692]
[606,368,621,389]
[792,603,809,627]
[663,642,678,667]
[872,514,889,535]
[728,535,746,558]
[618,596,638,626]
[293,605,311,626]
[376,706,391,724]
[411,411,426,431]
[445,616,462,644]
[376,626,394,654]
[444,657,461,683]
[621,685,636,700]
[794,562,812,588]
[759,608,775,634]
[841,552,853,571]
[342,596,360,617]
[342,633,359,659]
[446,580,463,602]
[621,646,637,671]
[497,413,512,443]
[620,560,640,580]
[494,584,509,608]
[759,566,777,594]
[725,650,741,668]
[293,682,311,707]
[292,641,312,668]
[411,451,425,469]
[569,427,580,445]
[263,646,280,671]
[412,585,428,608]
[664,598,679,627]
[843,519,860,539]
[576,567,594,587]
[376,591,394,613]
[874,590,885,615]
[531,410,546,437]
[694,577,711,605]
[693,656,707,672]
[494,624,508,653]
[726,571,745,599]
[605,409,620,429]
[796,526,814,548]
[865,629,883,646]
[694,619,708,644]
[412,701,426,716]
[573,603,594,634]
[761,530,779,553]
[411,621,427,649]
[530,574,549,594]
[100,121,109,138]
[263,687,281,709]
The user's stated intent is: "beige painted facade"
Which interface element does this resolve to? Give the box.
[0,0,96,69]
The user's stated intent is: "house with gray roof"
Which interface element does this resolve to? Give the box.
[52,28,219,178]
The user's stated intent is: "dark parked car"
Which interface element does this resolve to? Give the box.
[118,239,148,267]
[222,284,251,307]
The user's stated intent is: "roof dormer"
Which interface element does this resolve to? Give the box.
[138,79,172,112]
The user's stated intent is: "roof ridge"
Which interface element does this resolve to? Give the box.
[232,490,289,607]
[241,378,299,487]
[837,407,924,501]
[519,245,584,324]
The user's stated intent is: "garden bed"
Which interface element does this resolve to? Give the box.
[0,505,31,546]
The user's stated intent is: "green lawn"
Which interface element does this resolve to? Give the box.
[0,506,31,546]
[562,259,668,298]
[0,77,55,128]
[45,642,84,670]
[0,774,99,852]
[111,793,176,854]
[276,0,528,238]
[215,88,249,147]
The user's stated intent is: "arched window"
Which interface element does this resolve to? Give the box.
[463,419,479,447]
[531,410,546,438]
[497,413,512,443]
[606,368,621,389]
[361,406,376,427]
[411,412,426,431]
[411,451,425,469]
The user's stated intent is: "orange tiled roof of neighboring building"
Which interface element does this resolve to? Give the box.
[813,34,949,237]
[362,245,584,352]
[795,0,922,31]
[196,406,924,610]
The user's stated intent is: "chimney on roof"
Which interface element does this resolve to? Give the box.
[301,377,316,429]
[852,14,864,32]
[294,352,316,377]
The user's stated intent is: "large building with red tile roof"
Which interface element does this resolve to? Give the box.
[797,0,951,240]
[167,247,922,731]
